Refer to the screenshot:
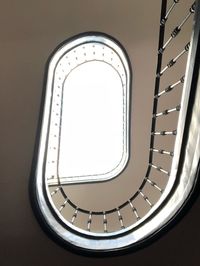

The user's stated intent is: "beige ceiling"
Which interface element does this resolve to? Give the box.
[0,0,197,261]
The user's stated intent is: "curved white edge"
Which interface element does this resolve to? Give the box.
[45,34,131,185]
[34,7,200,251]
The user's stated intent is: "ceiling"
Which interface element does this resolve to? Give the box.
[0,0,199,265]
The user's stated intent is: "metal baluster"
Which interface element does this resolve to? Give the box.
[155,76,184,98]
[138,190,154,207]
[158,43,190,77]
[50,186,61,196]
[151,148,174,156]
[71,208,78,224]
[152,130,177,135]
[154,105,180,117]
[103,212,108,232]
[59,198,68,212]
[159,3,195,54]
[150,163,170,176]
[128,200,141,220]
[161,0,179,26]
[87,212,92,231]
[145,177,163,193]
[117,208,125,229]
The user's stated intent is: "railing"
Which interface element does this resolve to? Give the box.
[31,0,200,253]
[49,0,196,233]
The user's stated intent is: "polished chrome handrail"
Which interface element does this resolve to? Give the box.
[30,0,200,253]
